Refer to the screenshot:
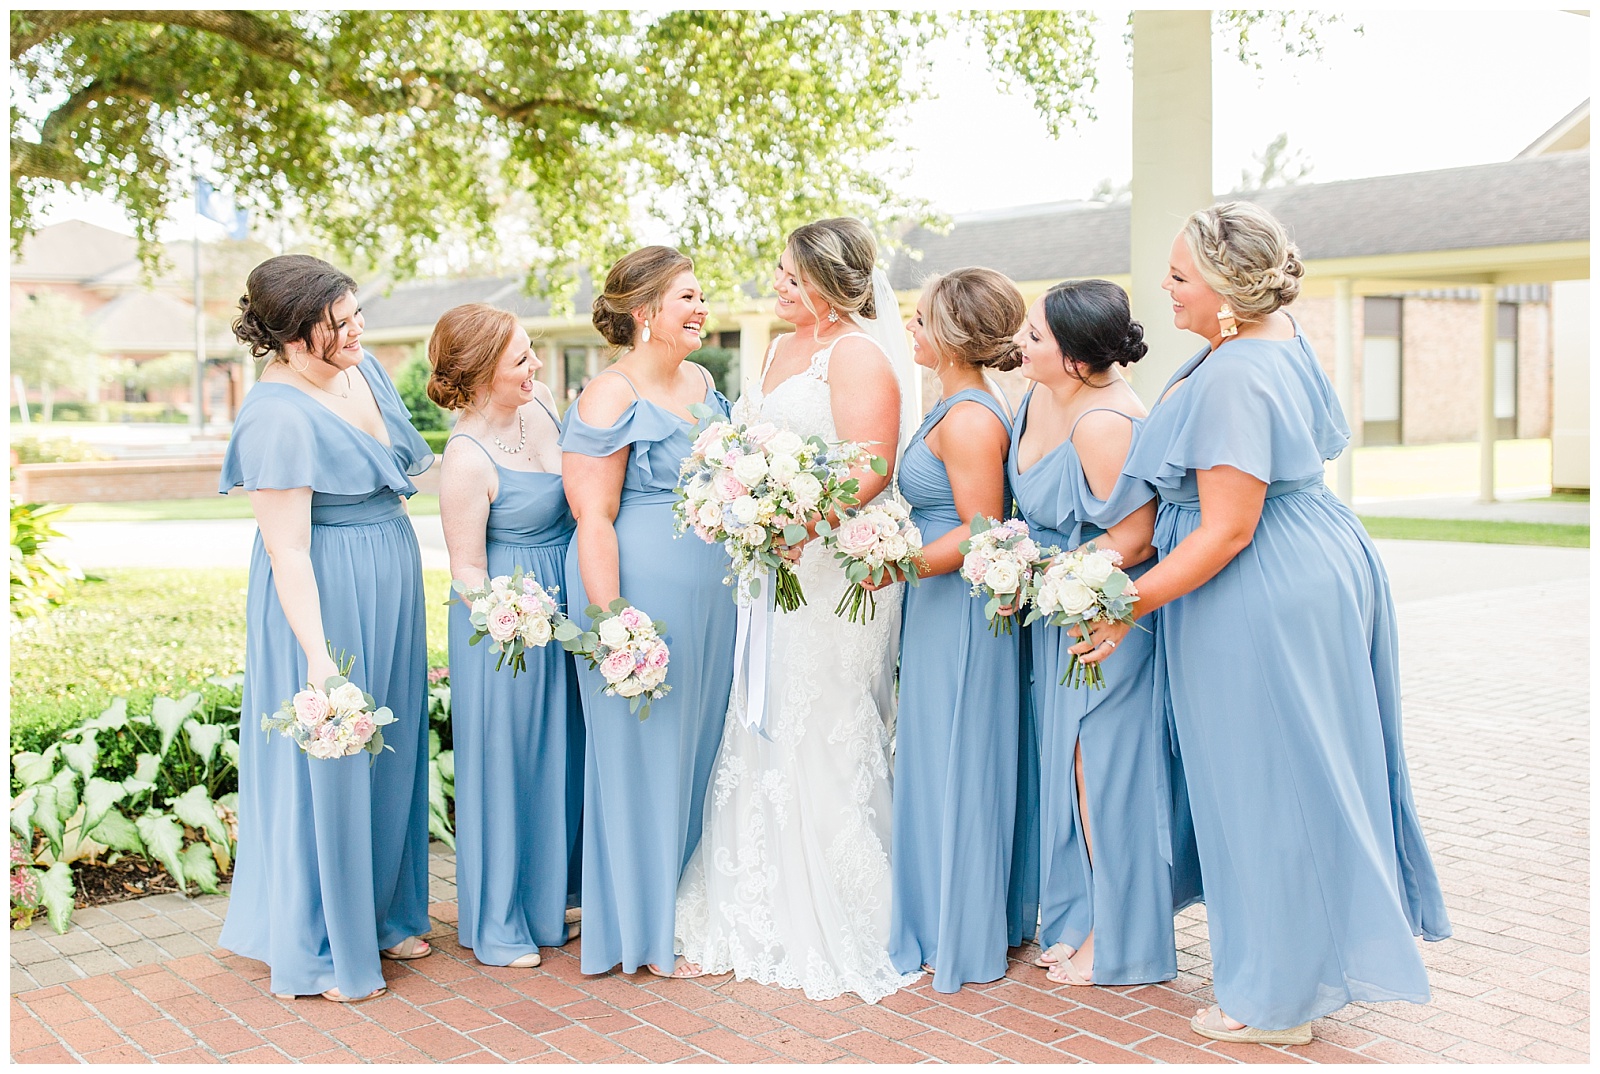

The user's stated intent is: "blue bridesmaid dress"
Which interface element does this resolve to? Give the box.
[446,414,584,965]
[890,388,1022,993]
[1124,323,1451,1029]
[218,353,433,999]
[1008,386,1200,986]
[559,367,737,975]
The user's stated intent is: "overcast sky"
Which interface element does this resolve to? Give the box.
[38,9,1592,239]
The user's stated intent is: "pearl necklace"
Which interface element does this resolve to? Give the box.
[490,410,526,455]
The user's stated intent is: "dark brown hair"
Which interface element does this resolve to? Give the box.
[1040,279,1147,381]
[232,254,357,362]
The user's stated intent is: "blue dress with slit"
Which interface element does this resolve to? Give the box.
[1008,386,1201,985]
[559,367,737,974]
[445,415,584,965]
[1123,325,1451,1029]
[889,388,1022,993]
[218,353,433,999]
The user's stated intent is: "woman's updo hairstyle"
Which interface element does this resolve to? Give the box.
[591,245,694,348]
[786,217,878,320]
[1040,279,1148,381]
[1181,200,1305,319]
[233,254,358,361]
[920,267,1026,372]
[426,303,520,411]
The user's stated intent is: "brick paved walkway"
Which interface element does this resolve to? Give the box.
[10,550,1589,1063]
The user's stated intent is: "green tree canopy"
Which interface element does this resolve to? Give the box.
[11,10,1344,296]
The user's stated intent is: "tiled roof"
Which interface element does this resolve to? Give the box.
[890,151,1589,287]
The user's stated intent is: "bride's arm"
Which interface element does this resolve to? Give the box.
[826,335,900,511]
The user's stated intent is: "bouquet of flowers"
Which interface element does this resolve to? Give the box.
[958,516,1055,636]
[675,402,886,612]
[1024,542,1141,689]
[563,599,671,720]
[451,568,574,677]
[818,499,925,623]
[262,647,396,760]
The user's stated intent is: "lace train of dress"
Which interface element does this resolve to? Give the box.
[674,334,920,1004]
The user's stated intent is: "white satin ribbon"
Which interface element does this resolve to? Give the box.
[732,578,776,740]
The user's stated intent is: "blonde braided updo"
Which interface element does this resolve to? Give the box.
[1181,201,1305,320]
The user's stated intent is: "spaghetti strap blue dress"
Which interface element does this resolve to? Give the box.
[446,414,584,965]
[890,388,1023,993]
[559,368,737,975]
[1008,387,1200,985]
[217,353,433,1000]
[1123,324,1451,1029]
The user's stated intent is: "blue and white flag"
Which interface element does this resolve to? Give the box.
[195,177,249,241]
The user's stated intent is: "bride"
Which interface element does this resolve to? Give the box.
[674,218,921,1003]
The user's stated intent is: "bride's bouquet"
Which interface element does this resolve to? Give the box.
[451,568,575,677]
[675,402,886,612]
[563,599,671,720]
[958,516,1055,636]
[1024,543,1141,689]
[262,646,396,761]
[819,499,924,623]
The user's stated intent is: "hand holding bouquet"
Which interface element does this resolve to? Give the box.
[819,499,924,623]
[958,516,1055,636]
[1025,542,1141,689]
[674,403,887,612]
[451,568,574,677]
[563,599,671,720]
[263,646,396,760]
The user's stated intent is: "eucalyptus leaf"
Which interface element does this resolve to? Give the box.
[39,862,76,934]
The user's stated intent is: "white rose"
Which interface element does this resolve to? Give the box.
[790,472,823,508]
[328,682,367,716]
[637,664,668,689]
[766,453,800,486]
[730,495,760,525]
[697,501,724,530]
[614,678,646,698]
[597,617,631,649]
[1056,579,1098,616]
[1035,579,1060,613]
[882,534,908,562]
[731,453,769,486]
[740,524,768,546]
[985,559,1021,594]
[767,430,804,456]
[521,615,553,647]
[903,524,922,549]
[1077,552,1115,588]
[704,440,728,463]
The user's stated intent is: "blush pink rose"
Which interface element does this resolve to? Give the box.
[713,472,748,502]
[644,642,670,670]
[348,714,376,742]
[617,606,649,631]
[486,605,520,642]
[599,649,636,684]
[835,516,881,557]
[293,689,330,728]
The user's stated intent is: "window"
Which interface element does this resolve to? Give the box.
[1494,303,1518,439]
[1361,297,1403,446]
[562,346,589,403]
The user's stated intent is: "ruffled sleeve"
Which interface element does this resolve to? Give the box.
[1125,336,1349,493]
[364,355,434,477]
[220,390,319,493]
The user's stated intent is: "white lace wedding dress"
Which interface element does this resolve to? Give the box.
[674,333,919,1004]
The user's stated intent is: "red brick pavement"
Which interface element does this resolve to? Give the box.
[8,578,1590,1064]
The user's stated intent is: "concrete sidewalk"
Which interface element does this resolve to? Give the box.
[10,544,1590,1063]
[1356,490,1589,526]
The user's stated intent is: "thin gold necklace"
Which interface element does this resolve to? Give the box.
[297,365,352,399]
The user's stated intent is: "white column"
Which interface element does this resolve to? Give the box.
[1332,278,1356,504]
[538,340,561,393]
[736,313,773,399]
[1478,287,1498,503]
[1549,279,1590,492]
[1128,10,1213,403]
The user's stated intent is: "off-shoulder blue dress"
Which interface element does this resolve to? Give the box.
[446,416,583,965]
[217,354,433,999]
[1008,387,1200,985]
[889,388,1022,993]
[559,367,737,975]
[1124,324,1451,1029]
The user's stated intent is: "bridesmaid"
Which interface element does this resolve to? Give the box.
[560,246,737,978]
[218,255,433,1003]
[432,304,583,969]
[1085,201,1451,1043]
[885,267,1024,993]
[1008,279,1195,988]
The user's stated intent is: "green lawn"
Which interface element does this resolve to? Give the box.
[10,567,454,752]
[1358,516,1589,548]
[62,494,440,522]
